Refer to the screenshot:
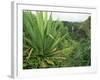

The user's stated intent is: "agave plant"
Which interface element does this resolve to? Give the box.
[23,11,75,69]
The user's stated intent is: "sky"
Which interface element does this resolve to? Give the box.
[52,12,90,22]
[31,11,90,22]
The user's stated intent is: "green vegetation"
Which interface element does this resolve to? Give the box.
[23,11,91,69]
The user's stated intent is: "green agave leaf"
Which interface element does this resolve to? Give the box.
[23,44,30,49]
[23,11,43,51]
[50,34,67,50]
[47,12,53,34]
[36,12,44,38]
[24,37,32,46]
[48,33,55,40]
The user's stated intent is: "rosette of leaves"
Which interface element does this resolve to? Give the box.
[23,11,73,69]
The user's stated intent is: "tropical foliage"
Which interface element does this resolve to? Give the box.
[23,11,91,69]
